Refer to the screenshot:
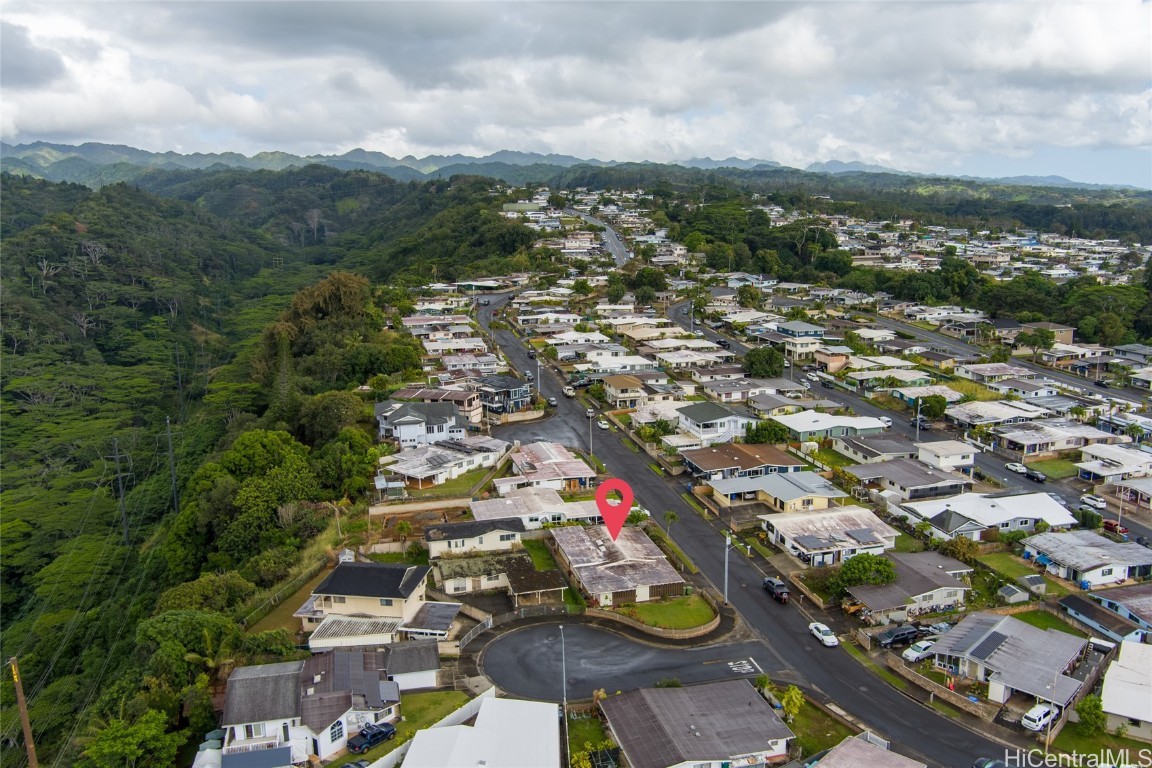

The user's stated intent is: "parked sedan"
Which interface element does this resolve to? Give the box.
[1080,494,1108,510]
[809,622,839,647]
[597,419,610,430]
[1005,462,1028,474]
[902,640,935,662]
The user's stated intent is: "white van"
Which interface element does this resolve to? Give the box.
[1021,704,1055,732]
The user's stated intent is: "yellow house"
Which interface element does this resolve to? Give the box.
[296,562,430,631]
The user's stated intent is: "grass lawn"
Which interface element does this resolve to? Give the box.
[521,539,559,571]
[620,595,715,629]
[1052,723,1150,757]
[840,642,908,691]
[790,700,858,757]
[744,535,777,559]
[893,533,926,553]
[976,552,1073,597]
[247,568,330,634]
[645,525,700,574]
[566,714,609,755]
[586,453,607,473]
[1012,609,1088,638]
[811,448,856,468]
[944,379,1002,401]
[324,691,471,767]
[367,549,429,565]
[617,413,632,428]
[563,587,586,610]
[1027,458,1080,479]
[679,493,706,515]
[406,466,490,498]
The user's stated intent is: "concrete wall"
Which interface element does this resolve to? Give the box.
[884,655,1002,721]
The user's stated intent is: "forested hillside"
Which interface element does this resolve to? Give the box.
[0,170,537,765]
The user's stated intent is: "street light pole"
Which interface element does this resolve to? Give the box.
[724,531,732,605]
[588,413,594,454]
[915,397,922,441]
[560,624,569,768]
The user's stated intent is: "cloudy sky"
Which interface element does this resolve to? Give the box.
[2,1,1150,186]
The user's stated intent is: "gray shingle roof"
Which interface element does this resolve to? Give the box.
[600,680,793,768]
[313,562,430,600]
[223,661,304,725]
[383,640,441,675]
[424,517,527,542]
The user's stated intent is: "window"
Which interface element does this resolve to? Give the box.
[332,596,346,604]
[477,537,484,544]
[283,723,290,742]
[380,598,394,606]
[244,723,266,739]
[330,720,344,742]
[486,574,500,582]
[1101,568,1113,577]
[1000,521,1011,528]
[499,533,516,542]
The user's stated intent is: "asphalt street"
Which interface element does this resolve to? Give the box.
[477,293,1005,768]
[481,624,770,701]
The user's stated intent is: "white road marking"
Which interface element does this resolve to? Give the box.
[748,657,763,673]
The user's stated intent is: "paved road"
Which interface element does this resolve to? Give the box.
[477,293,1005,768]
[567,209,630,267]
[481,624,770,701]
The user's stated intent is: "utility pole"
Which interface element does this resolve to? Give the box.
[166,417,180,518]
[8,657,39,768]
[915,397,922,442]
[724,531,732,605]
[112,438,129,546]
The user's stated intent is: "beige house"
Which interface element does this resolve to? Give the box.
[603,374,648,408]
[423,518,527,560]
[296,562,430,631]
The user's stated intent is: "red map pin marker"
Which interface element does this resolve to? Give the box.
[595,478,634,541]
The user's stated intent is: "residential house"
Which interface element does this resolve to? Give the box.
[815,345,854,373]
[380,436,509,489]
[1096,411,1152,444]
[929,612,1086,708]
[847,458,972,501]
[812,734,927,768]
[990,419,1119,459]
[470,487,602,530]
[690,364,746,383]
[681,443,804,481]
[702,378,792,403]
[602,374,648,408]
[1076,442,1152,484]
[985,378,1060,399]
[709,470,848,511]
[550,525,685,607]
[1116,476,1152,512]
[759,506,898,567]
[847,552,972,621]
[434,551,567,607]
[832,435,918,464]
[675,402,759,446]
[441,353,504,374]
[916,440,977,475]
[1021,321,1075,345]
[374,401,468,447]
[846,368,934,389]
[747,392,806,418]
[423,518,527,559]
[1058,594,1145,643]
[390,386,483,424]
[403,697,561,768]
[474,374,533,417]
[954,363,1036,383]
[599,681,794,768]
[493,441,596,495]
[898,491,1077,541]
[916,349,964,371]
[1023,530,1152,587]
[771,411,887,441]
[944,400,1053,429]
[295,562,430,631]
[1090,582,1152,637]
[222,648,417,762]
[1100,641,1152,742]
[422,337,489,356]
[1112,343,1152,367]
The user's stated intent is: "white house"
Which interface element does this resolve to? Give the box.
[423,518,528,559]
[375,401,469,447]
[675,402,759,446]
[1023,530,1152,588]
[295,562,430,631]
[771,411,887,441]
[1100,641,1152,742]
[759,506,898,567]
[380,436,509,489]
[1076,442,1152,484]
[403,696,560,768]
[899,492,1077,541]
[470,486,602,530]
[916,440,977,474]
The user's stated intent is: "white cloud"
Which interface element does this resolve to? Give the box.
[2,0,1149,186]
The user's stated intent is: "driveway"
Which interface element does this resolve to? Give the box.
[480,623,770,701]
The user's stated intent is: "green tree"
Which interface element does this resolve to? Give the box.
[745,420,790,444]
[919,394,948,420]
[744,346,786,378]
[572,278,593,295]
[834,553,896,593]
[76,708,185,768]
[1015,328,1055,361]
[155,571,256,614]
[939,536,979,563]
[635,285,657,305]
[395,520,413,542]
[297,390,365,446]
[664,510,679,537]
[736,285,762,308]
[1075,694,1106,736]
[780,685,804,722]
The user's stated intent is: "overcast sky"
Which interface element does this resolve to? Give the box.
[2,1,1150,187]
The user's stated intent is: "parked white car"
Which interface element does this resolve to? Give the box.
[902,640,935,662]
[806,372,821,382]
[597,419,610,430]
[879,416,892,427]
[809,622,839,647]
[1080,494,1108,510]
[1005,462,1028,474]
[1021,704,1055,732]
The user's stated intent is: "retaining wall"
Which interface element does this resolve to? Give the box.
[884,655,1002,721]
[583,606,720,639]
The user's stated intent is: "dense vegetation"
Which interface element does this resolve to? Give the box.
[1,159,1148,764]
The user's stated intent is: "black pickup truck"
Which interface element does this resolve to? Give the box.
[763,577,790,604]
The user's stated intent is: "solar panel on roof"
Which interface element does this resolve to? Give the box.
[970,631,1007,661]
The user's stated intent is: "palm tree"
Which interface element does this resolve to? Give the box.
[395,520,413,543]
[184,629,237,689]
[664,510,679,537]
[1068,405,1088,423]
